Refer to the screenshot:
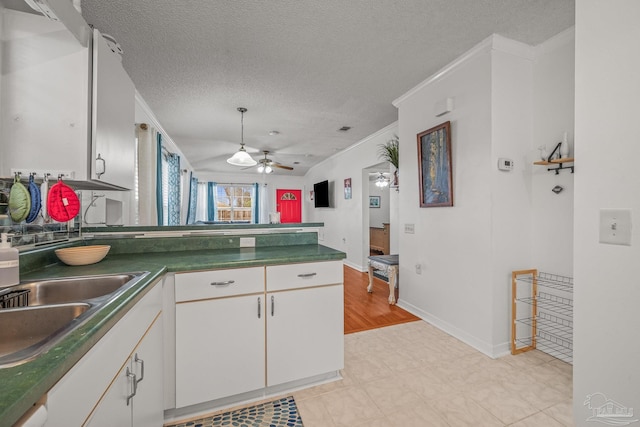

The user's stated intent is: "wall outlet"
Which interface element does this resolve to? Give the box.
[240,237,255,247]
[415,263,422,275]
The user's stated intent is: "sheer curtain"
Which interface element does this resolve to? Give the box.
[259,183,269,224]
[135,123,158,225]
[195,182,208,222]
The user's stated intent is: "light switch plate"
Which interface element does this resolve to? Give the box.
[240,237,256,247]
[599,209,632,246]
[404,224,415,234]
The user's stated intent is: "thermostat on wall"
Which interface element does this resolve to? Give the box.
[498,158,514,171]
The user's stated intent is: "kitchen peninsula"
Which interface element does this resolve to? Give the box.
[1,223,345,427]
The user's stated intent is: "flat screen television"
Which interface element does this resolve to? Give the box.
[313,180,330,208]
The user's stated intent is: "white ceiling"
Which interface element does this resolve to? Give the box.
[79,0,574,176]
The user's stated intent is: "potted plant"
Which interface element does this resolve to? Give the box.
[378,136,399,187]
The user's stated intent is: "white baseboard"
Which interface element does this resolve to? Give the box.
[343,259,366,272]
[396,299,510,359]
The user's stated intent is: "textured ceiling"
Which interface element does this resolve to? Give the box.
[80,0,574,176]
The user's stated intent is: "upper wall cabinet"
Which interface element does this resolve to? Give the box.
[0,9,135,190]
[91,28,135,189]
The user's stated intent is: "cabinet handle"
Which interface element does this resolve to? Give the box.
[126,367,137,406]
[96,153,106,179]
[257,297,261,318]
[271,295,275,316]
[210,280,235,287]
[134,353,144,384]
[297,273,317,278]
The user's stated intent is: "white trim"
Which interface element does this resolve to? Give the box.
[533,26,575,58]
[343,259,366,273]
[306,121,398,175]
[393,35,494,107]
[396,299,508,359]
[393,33,541,107]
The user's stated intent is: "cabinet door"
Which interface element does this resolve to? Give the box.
[132,317,164,427]
[91,29,135,189]
[267,285,344,386]
[175,294,265,408]
[1,10,90,179]
[85,361,133,427]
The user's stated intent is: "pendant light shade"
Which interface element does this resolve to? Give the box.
[227,107,257,167]
[375,172,389,188]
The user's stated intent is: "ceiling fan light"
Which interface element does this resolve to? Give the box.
[257,164,265,173]
[265,165,273,174]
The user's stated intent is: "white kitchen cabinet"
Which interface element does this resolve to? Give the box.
[85,317,164,427]
[0,10,134,190]
[172,261,343,409]
[90,28,135,189]
[266,285,344,386]
[45,282,163,427]
[266,261,344,387]
[174,267,265,408]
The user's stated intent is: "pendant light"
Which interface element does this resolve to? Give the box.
[227,107,257,166]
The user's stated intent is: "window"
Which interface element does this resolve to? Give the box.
[215,184,254,223]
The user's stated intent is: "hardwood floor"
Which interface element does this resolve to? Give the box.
[343,265,420,334]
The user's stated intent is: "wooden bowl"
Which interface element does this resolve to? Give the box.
[55,245,111,266]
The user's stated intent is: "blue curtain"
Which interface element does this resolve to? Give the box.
[253,183,259,224]
[207,182,217,221]
[167,154,181,226]
[186,173,198,225]
[155,133,163,226]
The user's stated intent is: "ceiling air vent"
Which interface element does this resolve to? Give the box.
[338,126,351,132]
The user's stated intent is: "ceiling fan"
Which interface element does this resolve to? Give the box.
[252,151,294,173]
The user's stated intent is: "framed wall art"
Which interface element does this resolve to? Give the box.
[369,196,380,208]
[417,121,453,207]
[344,178,352,199]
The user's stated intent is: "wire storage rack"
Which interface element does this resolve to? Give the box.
[511,269,573,364]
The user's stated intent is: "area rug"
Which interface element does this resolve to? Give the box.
[166,396,304,427]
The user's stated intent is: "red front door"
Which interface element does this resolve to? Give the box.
[276,189,302,223]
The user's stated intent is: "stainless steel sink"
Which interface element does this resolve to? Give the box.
[11,273,139,306]
[0,271,149,367]
[0,303,90,365]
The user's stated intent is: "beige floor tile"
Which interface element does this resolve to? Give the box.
[543,400,575,426]
[430,392,505,426]
[468,382,539,424]
[509,411,566,427]
[384,406,450,427]
[318,386,384,427]
[361,376,425,415]
[295,398,333,426]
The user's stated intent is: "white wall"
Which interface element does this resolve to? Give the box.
[394,39,498,356]
[531,29,575,276]
[304,123,398,270]
[573,2,640,425]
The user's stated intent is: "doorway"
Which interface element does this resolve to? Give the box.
[276,189,302,223]
[365,164,391,256]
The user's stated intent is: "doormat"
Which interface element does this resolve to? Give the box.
[166,396,304,427]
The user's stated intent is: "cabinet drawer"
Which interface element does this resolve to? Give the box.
[266,261,343,292]
[175,267,264,302]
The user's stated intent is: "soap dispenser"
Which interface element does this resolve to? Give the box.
[0,233,19,287]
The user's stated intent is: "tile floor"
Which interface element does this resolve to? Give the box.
[291,321,574,427]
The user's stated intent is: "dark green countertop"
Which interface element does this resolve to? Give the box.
[1,243,345,427]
